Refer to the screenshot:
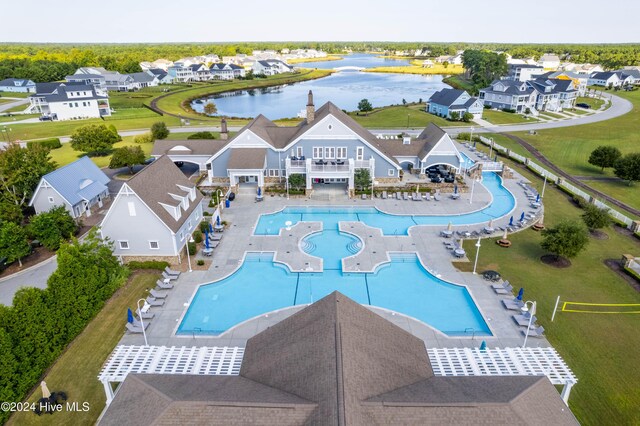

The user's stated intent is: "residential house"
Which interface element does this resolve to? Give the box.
[534,71,588,96]
[561,63,603,75]
[588,71,633,88]
[72,68,139,91]
[130,72,159,88]
[167,65,194,83]
[507,64,544,82]
[618,68,640,85]
[204,92,463,193]
[0,78,36,93]
[102,72,137,91]
[209,63,245,80]
[100,155,204,260]
[252,60,292,76]
[139,59,174,71]
[421,59,434,68]
[538,54,561,70]
[507,57,538,66]
[434,54,463,65]
[188,64,211,81]
[427,88,483,120]
[29,156,111,218]
[527,78,578,111]
[100,292,579,425]
[479,80,537,113]
[28,82,111,120]
[151,135,228,173]
[147,68,174,85]
[174,57,201,68]
[66,73,106,90]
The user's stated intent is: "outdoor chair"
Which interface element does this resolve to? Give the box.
[521,325,545,337]
[209,233,223,241]
[125,323,146,334]
[424,193,431,201]
[210,240,221,249]
[512,313,537,327]
[162,271,178,281]
[382,191,388,199]
[493,286,512,295]
[491,280,511,290]
[150,289,168,299]
[156,279,174,290]
[434,193,441,201]
[362,194,367,200]
[146,296,164,307]
[403,192,409,200]
[137,311,155,320]
[396,191,402,199]
[502,299,525,310]
[412,193,421,201]
[164,267,181,277]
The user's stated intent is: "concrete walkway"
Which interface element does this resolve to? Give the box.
[0,98,28,113]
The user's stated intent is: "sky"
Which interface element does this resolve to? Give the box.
[1,0,639,43]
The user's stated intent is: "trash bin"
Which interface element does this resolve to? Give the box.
[228,192,236,201]
[225,199,230,208]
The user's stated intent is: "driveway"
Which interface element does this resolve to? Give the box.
[0,256,57,305]
[0,98,28,113]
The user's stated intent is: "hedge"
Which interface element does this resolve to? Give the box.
[127,260,169,270]
[26,138,62,150]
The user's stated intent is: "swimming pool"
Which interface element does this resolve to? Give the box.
[254,172,515,235]
[178,253,491,337]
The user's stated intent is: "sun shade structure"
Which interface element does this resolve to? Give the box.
[98,292,578,425]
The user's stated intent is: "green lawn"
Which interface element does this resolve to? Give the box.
[7,272,160,426]
[479,133,531,157]
[576,96,605,110]
[442,75,475,93]
[565,108,590,115]
[482,109,539,125]
[0,98,13,105]
[49,136,154,168]
[105,108,162,121]
[3,103,29,113]
[512,89,640,210]
[155,69,333,120]
[539,111,565,120]
[0,91,30,98]
[350,105,468,128]
[457,163,640,425]
[0,113,39,124]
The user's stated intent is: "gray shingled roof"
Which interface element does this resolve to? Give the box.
[152,139,227,157]
[124,156,203,233]
[129,72,155,83]
[227,148,267,169]
[428,88,466,107]
[0,78,35,87]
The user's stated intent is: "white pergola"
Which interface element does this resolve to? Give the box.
[427,347,577,404]
[98,345,577,406]
[98,345,244,404]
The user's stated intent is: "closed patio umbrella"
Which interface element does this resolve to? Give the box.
[127,308,134,324]
[454,184,458,194]
[479,340,487,351]
[257,187,261,196]
[209,222,213,233]
[517,288,524,301]
[536,194,540,203]
[509,216,514,226]
[205,229,210,249]
[41,381,51,399]
[520,211,526,222]
[217,216,221,226]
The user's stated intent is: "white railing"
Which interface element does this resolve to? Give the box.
[470,137,636,229]
[310,163,350,173]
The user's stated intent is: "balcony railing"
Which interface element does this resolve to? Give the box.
[310,163,350,173]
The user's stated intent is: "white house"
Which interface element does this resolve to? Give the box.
[588,71,632,88]
[28,82,111,121]
[100,156,204,261]
[253,60,292,76]
[0,78,36,93]
[537,54,561,70]
[210,63,245,80]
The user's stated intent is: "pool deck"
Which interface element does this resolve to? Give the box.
[119,161,548,351]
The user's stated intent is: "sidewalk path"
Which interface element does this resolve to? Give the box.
[0,256,57,306]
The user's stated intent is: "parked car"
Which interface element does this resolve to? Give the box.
[39,115,53,121]
[174,161,184,167]
[576,103,591,109]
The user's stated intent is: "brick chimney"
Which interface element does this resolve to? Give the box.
[220,118,228,140]
[306,90,315,123]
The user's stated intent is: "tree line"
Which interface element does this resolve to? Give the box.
[462,50,508,94]
[0,231,128,424]
[0,42,639,82]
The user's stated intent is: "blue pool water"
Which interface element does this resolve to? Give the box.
[254,172,515,236]
[178,253,491,336]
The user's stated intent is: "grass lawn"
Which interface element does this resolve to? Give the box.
[366,64,464,75]
[0,98,13,105]
[511,89,640,210]
[106,108,162,121]
[577,96,605,110]
[0,91,30,98]
[0,113,39,123]
[350,105,468,128]
[155,69,332,120]
[442,75,475,93]
[457,162,640,425]
[49,136,154,168]
[7,272,160,426]
[476,133,531,157]
[482,110,539,125]
[539,111,565,120]
[566,108,590,115]
[3,103,29,113]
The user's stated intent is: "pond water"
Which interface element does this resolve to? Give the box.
[190,54,450,120]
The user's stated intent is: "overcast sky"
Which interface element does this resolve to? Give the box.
[1,0,639,43]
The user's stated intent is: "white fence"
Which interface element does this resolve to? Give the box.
[475,136,636,229]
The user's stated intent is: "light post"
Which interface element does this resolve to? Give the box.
[216,189,224,210]
[472,237,481,274]
[185,233,195,272]
[371,179,376,199]
[469,178,479,204]
[470,126,474,142]
[541,173,547,198]
[521,300,537,348]
[136,298,149,346]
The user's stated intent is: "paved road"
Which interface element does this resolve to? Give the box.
[0,256,57,305]
[0,98,28,113]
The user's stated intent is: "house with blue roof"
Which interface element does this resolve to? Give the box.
[427,88,483,120]
[29,156,111,218]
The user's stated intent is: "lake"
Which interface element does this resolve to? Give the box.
[191,54,450,120]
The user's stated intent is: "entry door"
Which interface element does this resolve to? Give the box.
[247,176,256,183]
[356,147,364,161]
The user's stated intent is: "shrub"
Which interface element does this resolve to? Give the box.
[197,259,205,266]
[151,122,170,139]
[127,260,169,270]
[582,203,612,230]
[188,241,196,256]
[193,230,203,243]
[199,221,210,233]
[28,206,78,250]
[502,108,516,113]
[26,138,62,150]
[187,131,216,140]
[203,211,211,216]
[133,132,154,144]
[70,124,119,154]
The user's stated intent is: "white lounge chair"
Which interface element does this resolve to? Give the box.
[434,193,441,201]
[424,193,431,201]
[150,289,168,299]
[521,325,545,337]
[412,193,421,201]
[382,191,388,199]
[162,271,178,281]
[403,192,409,200]
[396,191,401,199]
